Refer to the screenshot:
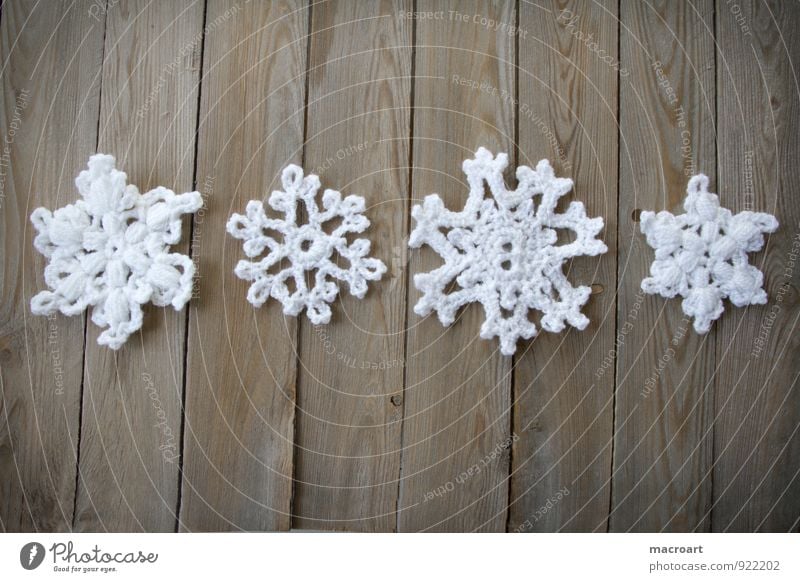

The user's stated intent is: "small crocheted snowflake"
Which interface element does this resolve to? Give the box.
[641,174,778,333]
[30,154,202,349]
[227,164,386,323]
[409,147,607,356]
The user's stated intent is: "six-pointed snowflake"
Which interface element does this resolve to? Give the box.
[640,174,778,333]
[227,164,386,324]
[409,147,607,356]
[30,154,202,349]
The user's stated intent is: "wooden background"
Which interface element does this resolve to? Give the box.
[1,0,798,532]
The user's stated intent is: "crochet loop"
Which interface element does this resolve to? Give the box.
[227,164,386,323]
[30,154,202,349]
[640,174,779,333]
[409,147,607,356]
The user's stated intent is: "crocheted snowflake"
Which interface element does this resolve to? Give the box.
[227,164,386,323]
[641,174,778,333]
[409,147,607,356]
[30,154,202,349]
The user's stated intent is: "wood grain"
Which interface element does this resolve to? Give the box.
[610,0,717,532]
[712,0,800,532]
[2,0,800,534]
[292,0,412,531]
[397,0,515,532]
[509,0,618,533]
[0,0,105,532]
[179,0,308,532]
[73,0,204,532]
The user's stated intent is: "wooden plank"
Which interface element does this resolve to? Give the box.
[292,0,412,532]
[0,0,105,532]
[712,0,800,532]
[397,0,515,532]
[610,0,717,532]
[509,0,618,532]
[73,0,204,532]
[179,0,308,531]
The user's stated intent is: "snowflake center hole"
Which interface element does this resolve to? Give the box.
[556,229,575,245]
[300,239,313,252]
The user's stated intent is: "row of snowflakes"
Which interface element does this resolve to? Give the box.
[29,149,778,355]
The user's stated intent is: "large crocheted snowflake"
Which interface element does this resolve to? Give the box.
[227,164,386,324]
[409,147,607,356]
[641,174,778,333]
[30,154,202,349]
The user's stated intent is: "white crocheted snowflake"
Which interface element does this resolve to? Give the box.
[30,154,202,349]
[409,147,607,356]
[227,164,386,324]
[641,174,778,333]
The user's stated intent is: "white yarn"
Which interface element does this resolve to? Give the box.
[227,164,386,324]
[640,174,779,333]
[30,154,202,349]
[409,147,607,356]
